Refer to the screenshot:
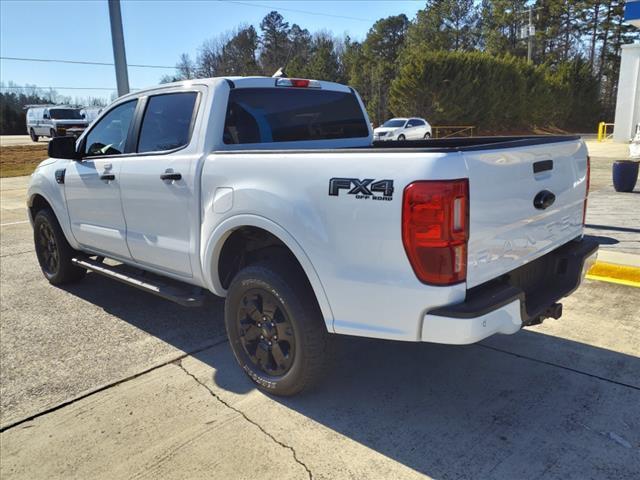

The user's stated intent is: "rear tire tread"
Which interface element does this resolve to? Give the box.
[33,208,86,285]
[225,258,331,396]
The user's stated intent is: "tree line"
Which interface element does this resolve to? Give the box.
[162,0,637,132]
[0,84,107,135]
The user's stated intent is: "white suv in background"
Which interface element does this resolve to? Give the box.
[373,117,432,141]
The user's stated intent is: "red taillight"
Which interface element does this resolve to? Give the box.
[583,156,590,225]
[402,179,469,285]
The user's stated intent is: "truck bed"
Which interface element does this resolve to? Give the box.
[215,135,581,154]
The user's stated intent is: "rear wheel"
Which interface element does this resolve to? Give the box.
[423,132,431,139]
[33,208,86,285]
[29,128,39,142]
[397,134,406,141]
[225,259,331,396]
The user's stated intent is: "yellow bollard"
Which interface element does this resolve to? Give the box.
[597,121,604,142]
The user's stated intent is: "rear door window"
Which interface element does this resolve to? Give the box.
[223,88,369,144]
[137,92,198,153]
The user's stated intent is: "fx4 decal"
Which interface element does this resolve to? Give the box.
[329,178,394,201]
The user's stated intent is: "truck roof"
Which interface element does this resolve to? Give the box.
[118,76,352,102]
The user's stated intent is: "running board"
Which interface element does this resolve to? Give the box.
[72,257,205,307]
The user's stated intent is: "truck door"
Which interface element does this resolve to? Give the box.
[119,90,200,278]
[64,99,138,260]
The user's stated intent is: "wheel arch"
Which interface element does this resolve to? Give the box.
[28,193,52,220]
[27,186,79,250]
[202,215,334,331]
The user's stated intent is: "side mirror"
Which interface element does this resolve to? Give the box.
[43,113,50,120]
[48,136,81,160]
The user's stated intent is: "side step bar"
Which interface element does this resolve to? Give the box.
[72,257,205,307]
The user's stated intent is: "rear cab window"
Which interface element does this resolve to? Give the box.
[223,88,369,144]
[138,92,198,153]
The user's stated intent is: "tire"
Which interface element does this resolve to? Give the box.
[225,259,331,396]
[397,134,406,141]
[423,132,431,139]
[29,128,39,142]
[49,129,57,138]
[33,208,86,285]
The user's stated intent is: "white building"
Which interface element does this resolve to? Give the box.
[613,1,640,142]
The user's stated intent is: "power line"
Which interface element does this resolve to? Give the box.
[1,85,139,92]
[0,56,174,69]
[217,0,376,23]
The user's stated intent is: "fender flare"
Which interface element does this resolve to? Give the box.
[27,186,80,250]
[201,214,335,331]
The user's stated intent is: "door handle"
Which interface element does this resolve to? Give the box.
[100,173,115,181]
[160,172,182,181]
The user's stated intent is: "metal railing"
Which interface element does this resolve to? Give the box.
[597,122,615,142]
[431,125,475,139]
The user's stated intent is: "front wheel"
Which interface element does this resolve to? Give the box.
[397,134,406,141]
[224,259,331,396]
[33,208,86,285]
[49,129,56,138]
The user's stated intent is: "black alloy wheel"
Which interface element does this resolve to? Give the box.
[236,288,296,376]
[36,220,59,277]
[33,208,86,285]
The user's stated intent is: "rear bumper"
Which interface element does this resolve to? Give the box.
[421,238,599,344]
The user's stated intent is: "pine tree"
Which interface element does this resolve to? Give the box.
[259,11,290,75]
[408,0,480,52]
[219,26,261,76]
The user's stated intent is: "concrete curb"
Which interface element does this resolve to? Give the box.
[596,250,640,268]
[587,251,640,288]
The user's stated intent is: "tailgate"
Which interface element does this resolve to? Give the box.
[464,138,588,288]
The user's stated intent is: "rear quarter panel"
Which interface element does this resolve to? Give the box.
[201,150,468,341]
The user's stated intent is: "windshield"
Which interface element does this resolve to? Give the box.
[382,119,406,128]
[49,109,83,120]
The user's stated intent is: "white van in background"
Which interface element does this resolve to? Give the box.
[26,106,88,142]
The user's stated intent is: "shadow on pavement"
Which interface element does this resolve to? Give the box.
[208,335,640,478]
[62,272,640,479]
[61,271,227,355]
[584,234,619,245]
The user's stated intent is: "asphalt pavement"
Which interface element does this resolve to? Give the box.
[1,154,639,478]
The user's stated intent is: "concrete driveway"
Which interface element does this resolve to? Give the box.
[0,135,49,147]
[1,168,639,479]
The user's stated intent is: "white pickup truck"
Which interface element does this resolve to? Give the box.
[28,76,597,395]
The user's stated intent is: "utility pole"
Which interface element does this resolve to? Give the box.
[527,7,533,63]
[108,0,130,96]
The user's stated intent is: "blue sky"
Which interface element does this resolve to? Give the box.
[1,0,424,101]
